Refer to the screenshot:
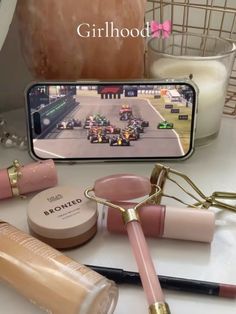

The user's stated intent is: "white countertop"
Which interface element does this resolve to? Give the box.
[0,109,236,314]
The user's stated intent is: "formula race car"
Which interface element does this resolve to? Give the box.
[84,114,109,128]
[127,122,144,133]
[104,125,121,134]
[129,117,149,127]
[90,134,110,144]
[87,126,104,140]
[95,118,110,126]
[71,118,82,127]
[120,112,133,121]
[57,121,74,130]
[93,114,110,126]
[84,119,97,129]
[157,120,174,129]
[122,128,140,141]
[110,135,130,146]
[119,104,132,115]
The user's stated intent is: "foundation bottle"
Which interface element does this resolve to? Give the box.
[0,221,118,314]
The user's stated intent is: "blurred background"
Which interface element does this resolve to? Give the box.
[1,0,236,114]
[0,10,32,112]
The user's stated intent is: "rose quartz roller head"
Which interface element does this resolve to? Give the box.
[94,173,152,201]
[0,159,58,199]
[85,174,170,314]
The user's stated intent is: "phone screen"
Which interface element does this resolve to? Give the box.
[26,82,196,161]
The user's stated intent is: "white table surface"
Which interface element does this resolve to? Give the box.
[0,109,236,314]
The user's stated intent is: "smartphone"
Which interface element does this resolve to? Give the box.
[26,80,197,162]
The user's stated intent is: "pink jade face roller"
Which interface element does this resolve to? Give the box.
[85,174,171,314]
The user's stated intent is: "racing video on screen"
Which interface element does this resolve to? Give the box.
[28,83,195,160]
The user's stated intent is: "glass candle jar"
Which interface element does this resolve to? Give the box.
[147,33,236,145]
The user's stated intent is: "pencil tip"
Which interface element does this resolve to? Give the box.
[219,284,236,298]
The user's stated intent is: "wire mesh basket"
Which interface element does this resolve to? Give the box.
[145,0,236,116]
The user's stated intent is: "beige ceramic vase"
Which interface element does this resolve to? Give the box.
[16,0,147,80]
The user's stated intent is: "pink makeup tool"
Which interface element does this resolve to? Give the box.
[85,174,170,314]
[106,202,215,243]
[0,159,58,199]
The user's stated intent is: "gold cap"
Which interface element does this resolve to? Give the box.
[149,302,171,314]
[122,207,140,225]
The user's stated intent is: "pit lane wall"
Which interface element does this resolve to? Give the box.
[32,94,77,139]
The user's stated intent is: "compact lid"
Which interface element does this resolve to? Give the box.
[163,206,215,243]
[27,186,97,240]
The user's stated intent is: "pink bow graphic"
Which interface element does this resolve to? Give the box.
[151,20,172,39]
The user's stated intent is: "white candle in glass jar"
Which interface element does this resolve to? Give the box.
[150,58,228,141]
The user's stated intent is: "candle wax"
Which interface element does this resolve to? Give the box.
[150,58,228,140]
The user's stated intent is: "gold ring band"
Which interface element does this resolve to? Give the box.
[7,160,22,197]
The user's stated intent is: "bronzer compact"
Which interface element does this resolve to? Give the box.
[27,186,98,249]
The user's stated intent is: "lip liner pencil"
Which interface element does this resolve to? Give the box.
[86,264,236,298]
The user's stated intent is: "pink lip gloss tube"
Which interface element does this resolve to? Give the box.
[105,202,215,243]
[0,159,58,200]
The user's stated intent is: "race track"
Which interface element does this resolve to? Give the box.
[33,96,184,159]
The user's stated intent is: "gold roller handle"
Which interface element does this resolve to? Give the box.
[149,302,171,314]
